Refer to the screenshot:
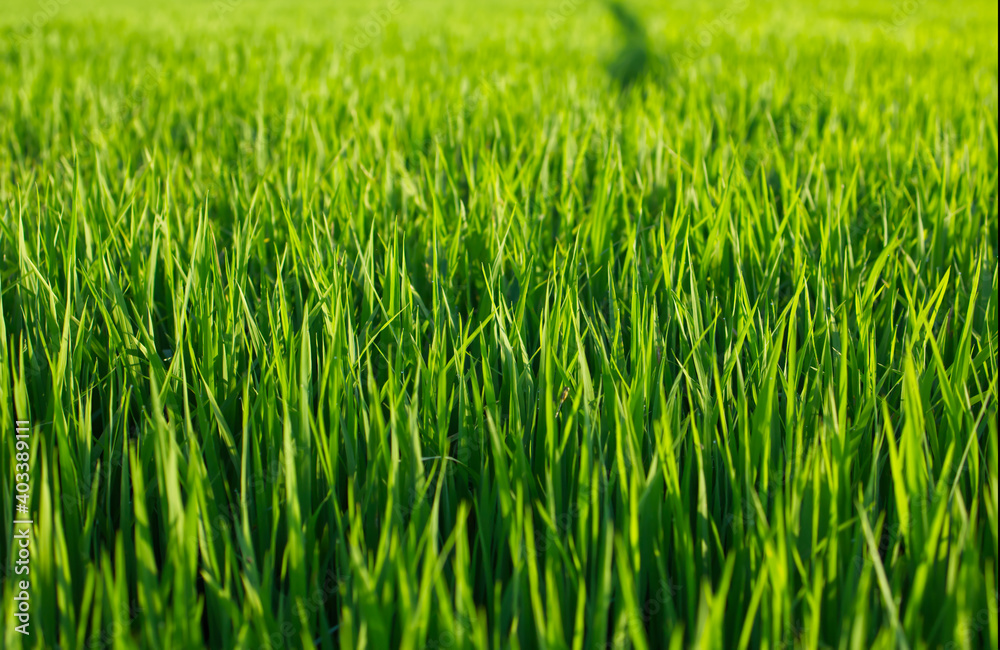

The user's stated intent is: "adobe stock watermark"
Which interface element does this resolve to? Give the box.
[877,0,926,35]
[423,74,494,149]
[674,0,750,63]
[546,0,584,29]
[850,493,940,574]
[255,570,352,650]
[342,0,404,57]
[84,64,161,148]
[423,613,479,650]
[196,435,317,547]
[520,456,637,562]
[212,0,245,20]
[11,0,73,45]
[10,418,33,635]
[721,451,812,534]
[59,432,306,558]
[739,85,833,180]
[599,580,682,649]
[395,437,482,522]
[943,586,998,649]
[86,598,142,648]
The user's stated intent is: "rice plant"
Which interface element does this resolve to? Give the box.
[0,1,997,648]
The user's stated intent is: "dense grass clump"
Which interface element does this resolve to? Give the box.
[1,0,997,648]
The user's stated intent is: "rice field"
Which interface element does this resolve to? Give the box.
[0,1,998,648]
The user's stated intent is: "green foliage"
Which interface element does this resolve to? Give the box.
[0,1,997,648]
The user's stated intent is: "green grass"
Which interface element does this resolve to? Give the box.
[0,0,997,648]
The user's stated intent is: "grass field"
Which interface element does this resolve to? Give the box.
[1,0,998,648]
